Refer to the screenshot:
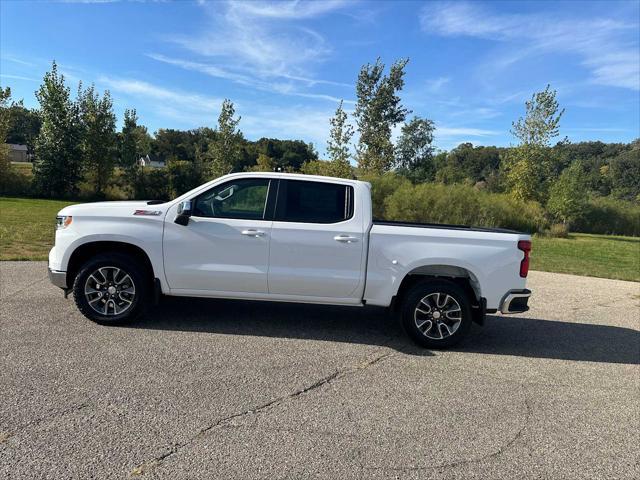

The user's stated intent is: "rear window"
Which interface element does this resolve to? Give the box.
[275,180,354,224]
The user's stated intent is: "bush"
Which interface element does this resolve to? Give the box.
[300,159,353,179]
[359,172,410,219]
[573,197,640,236]
[547,223,569,238]
[0,162,33,197]
[383,182,548,233]
[167,160,202,198]
[133,168,170,200]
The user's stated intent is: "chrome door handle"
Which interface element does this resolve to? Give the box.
[334,234,358,243]
[241,229,265,237]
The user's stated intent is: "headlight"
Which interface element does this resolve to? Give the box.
[56,215,73,229]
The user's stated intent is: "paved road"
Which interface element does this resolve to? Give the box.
[0,262,638,479]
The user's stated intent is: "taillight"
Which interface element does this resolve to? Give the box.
[518,240,532,278]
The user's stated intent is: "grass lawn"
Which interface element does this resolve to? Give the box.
[531,233,639,282]
[1,196,638,282]
[0,197,75,261]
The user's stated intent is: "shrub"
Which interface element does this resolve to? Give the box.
[546,162,589,227]
[300,159,353,179]
[167,159,202,198]
[133,168,170,200]
[0,161,33,197]
[547,223,569,238]
[383,182,548,233]
[359,172,410,219]
[573,197,640,236]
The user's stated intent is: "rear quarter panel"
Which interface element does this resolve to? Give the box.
[364,224,530,309]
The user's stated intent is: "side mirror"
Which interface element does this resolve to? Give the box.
[175,200,192,226]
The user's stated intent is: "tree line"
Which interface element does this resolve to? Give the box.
[1,59,638,235]
[0,62,318,200]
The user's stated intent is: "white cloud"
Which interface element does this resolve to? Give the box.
[97,73,337,149]
[0,55,37,67]
[60,0,120,3]
[240,105,334,148]
[156,0,350,101]
[436,126,498,138]
[231,0,349,20]
[147,53,353,104]
[97,75,222,120]
[146,53,254,85]
[433,125,501,150]
[425,76,450,93]
[420,2,640,90]
[0,74,39,82]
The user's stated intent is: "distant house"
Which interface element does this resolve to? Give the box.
[7,144,31,163]
[137,154,165,168]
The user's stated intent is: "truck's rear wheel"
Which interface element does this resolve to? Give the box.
[73,253,148,325]
[400,280,472,348]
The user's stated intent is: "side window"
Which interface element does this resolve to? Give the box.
[193,178,270,220]
[275,180,354,224]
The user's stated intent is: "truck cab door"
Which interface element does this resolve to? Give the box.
[163,178,274,294]
[267,179,366,300]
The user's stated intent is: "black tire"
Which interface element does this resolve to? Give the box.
[72,253,148,325]
[400,279,472,348]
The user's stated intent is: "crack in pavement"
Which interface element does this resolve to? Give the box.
[129,349,395,477]
[363,384,533,473]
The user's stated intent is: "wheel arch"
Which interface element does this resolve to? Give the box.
[66,241,155,288]
[392,264,482,316]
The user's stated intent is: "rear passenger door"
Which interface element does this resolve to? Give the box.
[268,179,365,299]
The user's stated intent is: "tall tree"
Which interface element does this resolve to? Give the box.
[120,108,139,198]
[504,84,565,201]
[394,116,436,183]
[547,162,589,228]
[326,100,354,177]
[33,61,83,198]
[205,99,243,178]
[120,109,138,169]
[354,58,410,173]
[607,146,640,201]
[78,83,116,197]
[6,101,41,154]
[511,85,564,146]
[0,87,12,188]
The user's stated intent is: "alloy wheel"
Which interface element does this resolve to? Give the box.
[414,292,463,340]
[84,266,136,316]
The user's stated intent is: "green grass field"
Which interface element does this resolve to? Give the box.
[0,197,76,260]
[1,196,638,281]
[531,233,639,282]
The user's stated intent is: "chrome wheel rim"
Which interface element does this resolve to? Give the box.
[414,292,462,340]
[84,266,136,316]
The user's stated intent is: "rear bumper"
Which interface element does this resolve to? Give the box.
[500,289,531,314]
[48,268,68,289]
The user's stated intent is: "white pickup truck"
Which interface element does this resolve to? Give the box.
[48,172,532,348]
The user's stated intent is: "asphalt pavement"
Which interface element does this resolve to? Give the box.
[0,261,638,479]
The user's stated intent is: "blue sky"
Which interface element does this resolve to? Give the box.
[1,0,639,155]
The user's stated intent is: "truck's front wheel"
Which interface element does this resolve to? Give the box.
[73,253,148,325]
[400,280,472,348]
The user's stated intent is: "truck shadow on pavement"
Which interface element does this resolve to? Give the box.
[132,297,639,365]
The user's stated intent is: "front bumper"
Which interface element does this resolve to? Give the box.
[48,268,68,289]
[500,289,531,314]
